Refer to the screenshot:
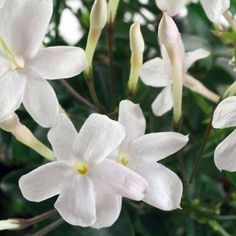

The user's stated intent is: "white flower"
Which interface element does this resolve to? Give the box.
[0,0,87,127]
[110,100,189,210]
[140,19,211,117]
[212,96,236,172]
[155,0,230,23]
[19,114,148,228]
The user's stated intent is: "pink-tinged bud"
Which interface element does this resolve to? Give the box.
[158,13,179,48]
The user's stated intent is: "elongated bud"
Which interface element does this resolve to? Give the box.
[85,0,108,76]
[0,219,25,230]
[0,114,54,161]
[158,13,179,48]
[128,21,145,96]
[108,0,120,24]
[158,13,183,124]
[90,0,108,30]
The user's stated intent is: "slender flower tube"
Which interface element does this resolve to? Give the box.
[85,0,108,75]
[110,100,189,210]
[128,21,145,96]
[158,13,183,124]
[0,114,54,161]
[108,0,120,24]
[19,114,148,228]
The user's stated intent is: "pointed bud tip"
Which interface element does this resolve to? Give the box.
[130,21,145,53]
[158,13,179,46]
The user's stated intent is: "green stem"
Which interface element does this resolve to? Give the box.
[173,119,188,190]
[60,80,100,112]
[32,218,64,236]
[84,67,104,110]
[107,22,116,110]
[189,117,213,184]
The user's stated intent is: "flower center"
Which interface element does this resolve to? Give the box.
[119,153,129,166]
[75,162,89,175]
[0,36,24,70]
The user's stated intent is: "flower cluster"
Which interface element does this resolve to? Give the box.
[1,0,236,233]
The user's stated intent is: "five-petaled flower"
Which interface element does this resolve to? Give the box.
[0,0,87,127]
[155,0,230,23]
[212,96,236,172]
[110,100,189,210]
[19,113,148,228]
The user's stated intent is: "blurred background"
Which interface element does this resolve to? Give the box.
[1,0,236,235]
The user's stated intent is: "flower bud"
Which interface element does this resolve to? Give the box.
[159,14,183,124]
[90,0,108,30]
[85,0,108,75]
[128,21,145,95]
[0,219,28,231]
[158,13,179,48]
[130,21,145,54]
[108,0,120,24]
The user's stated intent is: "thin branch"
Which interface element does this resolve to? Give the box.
[32,218,64,236]
[60,80,100,112]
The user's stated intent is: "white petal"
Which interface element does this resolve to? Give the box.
[118,100,146,145]
[155,0,186,16]
[55,176,96,227]
[10,0,53,58]
[151,86,173,116]
[48,114,78,163]
[19,161,73,202]
[140,58,172,88]
[92,192,122,229]
[130,160,183,210]
[0,57,10,77]
[212,97,236,129]
[0,0,21,46]
[23,70,59,128]
[214,130,236,172]
[28,46,87,80]
[91,159,148,201]
[73,114,125,164]
[200,0,230,22]
[0,70,26,123]
[129,132,188,162]
[184,49,210,71]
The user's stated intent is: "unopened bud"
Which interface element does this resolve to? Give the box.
[90,0,108,30]
[85,0,108,75]
[158,13,179,48]
[0,219,28,231]
[128,21,145,95]
[159,14,183,124]
[108,0,120,23]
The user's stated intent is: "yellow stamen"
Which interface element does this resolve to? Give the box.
[75,163,89,175]
[119,153,128,166]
